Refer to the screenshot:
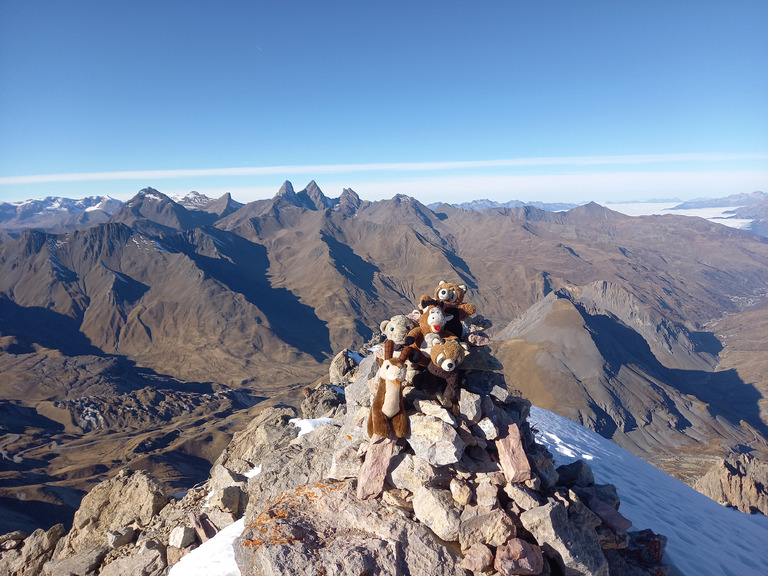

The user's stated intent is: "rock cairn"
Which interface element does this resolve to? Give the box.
[235,351,669,576]
[0,346,669,576]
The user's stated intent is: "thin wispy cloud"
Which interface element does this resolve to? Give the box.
[2,153,766,185]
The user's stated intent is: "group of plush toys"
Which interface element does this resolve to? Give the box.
[368,281,482,440]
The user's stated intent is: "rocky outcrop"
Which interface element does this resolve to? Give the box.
[235,353,668,576]
[1,346,670,576]
[694,453,768,515]
[51,469,167,560]
[0,524,66,576]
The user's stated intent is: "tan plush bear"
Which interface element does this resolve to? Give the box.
[367,356,408,439]
[419,281,476,339]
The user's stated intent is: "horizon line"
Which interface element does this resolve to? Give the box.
[2,152,767,185]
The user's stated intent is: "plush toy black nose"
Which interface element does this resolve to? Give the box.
[445,361,454,370]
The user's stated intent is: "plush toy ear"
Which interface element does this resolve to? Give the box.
[459,284,467,292]
[384,339,394,360]
[438,280,447,286]
[460,342,471,352]
[380,320,389,332]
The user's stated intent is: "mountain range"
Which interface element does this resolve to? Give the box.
[1,181,768,533]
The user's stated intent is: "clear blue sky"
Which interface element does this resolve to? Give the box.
[1,1,766,205]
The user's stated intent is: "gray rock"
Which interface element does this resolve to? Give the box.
[475,478,500,510]
[211,485,244,515]
[43,546,108,576]
[527,443,560,490]
[412,487,461,542]
[387,453,440,493]
[475,417,499,440]
[694,453,768,515]
[98,539,166,576]
[213,405,299,475]
[236,480,459,576]
[168,526,196,549]
[53,469,166,560]
[503,483,543,511]
[105,527,135,549]
[343,354,378,410]
[243,421,337,514]
[458,389,482,423]
[557,459,595,488]
[520,500,608,576]
[0,531,27,550]
[328,444,363,480]
[301,384,345,418]
[458,509,516,552]
[449,478,473,507]
[329,349,356,385]
[0,524,65,576]
[577,484,621,510]
[407,413,465,466]
[412,399,458,426]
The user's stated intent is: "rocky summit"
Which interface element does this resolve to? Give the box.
[0,346,668,576]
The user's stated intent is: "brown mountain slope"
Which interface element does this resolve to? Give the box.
[493,292,768,482]
[4,182,768,531]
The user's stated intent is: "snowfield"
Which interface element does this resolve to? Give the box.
[529,406,768,576]
[170,408,768,576]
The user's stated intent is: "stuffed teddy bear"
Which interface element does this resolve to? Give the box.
[428,337,470,406]
[379,314,417,351]
[399,301,455,366]
[419,281,476,339]
[367,356,408,439]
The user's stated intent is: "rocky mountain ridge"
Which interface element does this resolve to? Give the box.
[2,181,768,535]
[0,348,671,576]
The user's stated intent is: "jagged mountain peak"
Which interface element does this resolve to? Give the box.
[277,180,296,198]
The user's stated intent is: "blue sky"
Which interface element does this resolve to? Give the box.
[1,1,766,205]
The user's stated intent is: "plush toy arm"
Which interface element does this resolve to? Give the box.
[368,383,391,439]
[392,393,408,438]
[458,302,476,317]
[403,326,422,347]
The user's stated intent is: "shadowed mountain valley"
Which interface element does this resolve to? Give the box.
[2,183,768,532]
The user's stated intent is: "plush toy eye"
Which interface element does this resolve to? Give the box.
[438,289,449,299]
[389,326,395,331]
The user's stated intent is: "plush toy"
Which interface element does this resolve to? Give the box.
[367,356,408,439]
[419,281,476,339]
[380,314,417,349]
[399,301,454,366]
[428,337,470,405]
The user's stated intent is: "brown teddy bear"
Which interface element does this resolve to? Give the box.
[419,281,476,339]
[428,337,470,406]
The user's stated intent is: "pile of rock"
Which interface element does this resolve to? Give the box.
[0,346,669,576]
[235,353,669,576]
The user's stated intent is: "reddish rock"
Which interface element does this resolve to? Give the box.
[460,542,494,573]
[495,537,544,576]
[586,495,632,534]
[496,423,532,483]
[356,437,395,500]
